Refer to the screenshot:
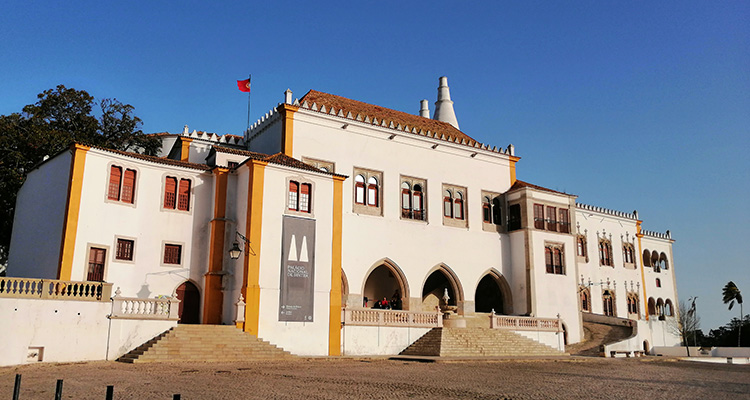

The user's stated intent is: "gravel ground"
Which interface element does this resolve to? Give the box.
[1,357,748,400]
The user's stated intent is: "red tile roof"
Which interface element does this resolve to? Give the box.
[509,180,573,196]
[213,146,346,177]
[90,145,212,171]
[299,90,479,146]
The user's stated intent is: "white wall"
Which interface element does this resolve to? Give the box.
[8,151,71,278]
[341,326,431,355]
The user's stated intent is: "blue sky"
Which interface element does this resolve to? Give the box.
[1,1,748,332]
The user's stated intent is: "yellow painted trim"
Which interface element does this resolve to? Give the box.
[203,168,229,324]
[636,221,649,320]
[279,104,298,157]
[180,138,193,162]
[58,144,90,280]
[328,176,345,356]
[509,160,517,186]
[242,160,267,336]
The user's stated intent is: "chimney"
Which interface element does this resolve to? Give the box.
[433,76,460,129]
[419,100,430,118]
[183,125,189,135]
[284,89,293,105]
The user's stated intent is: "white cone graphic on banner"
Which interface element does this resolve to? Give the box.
[299,237,309,262]
[288,235,298,261]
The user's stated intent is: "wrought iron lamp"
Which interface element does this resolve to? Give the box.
[228,231,253,260]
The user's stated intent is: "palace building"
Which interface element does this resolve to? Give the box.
[3,77,680,364]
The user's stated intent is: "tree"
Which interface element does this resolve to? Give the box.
[722,281,743,346]
[671,298,700,356]
[0,85,161,267]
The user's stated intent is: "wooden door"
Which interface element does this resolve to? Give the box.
[176,281,200,324]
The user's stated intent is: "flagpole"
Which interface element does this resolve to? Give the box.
[251,74,253,132]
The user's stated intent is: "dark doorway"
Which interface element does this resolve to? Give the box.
[176,281,200,324]
[475,275,504,313]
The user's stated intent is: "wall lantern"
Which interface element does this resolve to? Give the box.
[228,231,254,260]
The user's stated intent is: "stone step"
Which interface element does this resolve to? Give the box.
[117,325,293,363]
[400,327,567,358]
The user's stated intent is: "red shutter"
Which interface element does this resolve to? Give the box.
[108,166,122,201]
[178,179,191,211]
[164,177,177,209]
[288,181,299,210]
[300,183,311,212]
[87,247,106,281]
[121,169,136,203]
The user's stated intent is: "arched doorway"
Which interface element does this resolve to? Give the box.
[421,265,463,313]
[362,261,408,310]
[341,269,350,307]
[176,281,200,324]
[474,271,512,315]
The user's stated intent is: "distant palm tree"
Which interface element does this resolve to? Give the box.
[722,281,743,347]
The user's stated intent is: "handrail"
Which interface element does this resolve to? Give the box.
[343,308,442,328]
[0,277,112,302]
[109,289,180,320]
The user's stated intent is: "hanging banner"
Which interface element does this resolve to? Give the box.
[279,215,316,322]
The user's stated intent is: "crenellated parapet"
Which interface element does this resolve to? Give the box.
[576,203,638,220]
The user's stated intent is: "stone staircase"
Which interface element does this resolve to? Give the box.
[399,327,567,357]
[117,325,293,363]
[565,321,633,357]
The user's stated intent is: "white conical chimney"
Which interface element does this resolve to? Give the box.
[432,76,459,129]
[419,99,430,118]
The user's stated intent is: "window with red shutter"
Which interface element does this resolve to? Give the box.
[108,166,122,201]
[545,247,553,274]
[482,196,491,223]
[300,183,311,213]
[412,186,423,220]
[443,190,453,218]
[121,169,136,203]
[354,175,365,205]
[367,176,378,207]
[164,244,182,265]
[401,182,411,218]
[115,239,134,261]
[177,179,191,211]
[87,247,106,281]
[288,181,299,211]
[164,177,177,209]
[454,192,464,220]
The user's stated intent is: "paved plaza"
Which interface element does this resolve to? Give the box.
[1,357,748,399]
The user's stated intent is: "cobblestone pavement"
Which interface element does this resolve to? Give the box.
[1,357,748,400]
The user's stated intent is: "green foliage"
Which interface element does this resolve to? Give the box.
[0,85,161,266]
[722,281,743,346]
[705,316,750,347]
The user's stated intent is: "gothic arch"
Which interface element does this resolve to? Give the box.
[421,263,465,313]
[361,258,410,309]
[175,279,201,324]
[341,268,350,307]
[474,269,513,315]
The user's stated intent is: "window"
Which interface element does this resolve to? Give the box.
[354,175,365,204]
[623,243,635,266]
[288,180,312,213]
[544,244,565,275]
[87,247,106,281]
[655,278,661,288]
[163,244,182,265]
[659,253,669,270]
[580,286,591,312]
[508,204,521,231]
[603,290,615,316]
[546,206,557,232]
[576,235,587,259]
[599,239,613,266]
[301,157,335,173]
[115,239,134,261]
[454,191,464,220]
[627,293,639,317]
[481,192,503,230]
[647,297,656,316]
[558,209,570,233]
[164,177,191,211]
[651,251,660,272]
[227,161,239,169]
[443,190,453,217]
[401,177,426,221]
[352,168,382,216]
[533,204,545,229]
[664,299,674,317]
[108,165,136,204]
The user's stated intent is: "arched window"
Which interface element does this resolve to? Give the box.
[454,191,464,220]
[553,248,564,274]
[482,196,492,223]
[443,190,453,218]
[367,176,379,207]
[599,239,613,266]
[300,183,311,213]
[577,235,587,258]
[655,278,661,288]
[545,245,565,275]
[412,184,423,220]
[656,298,665,317]
[651,251,660,272]
[492,197,502,226]
[545,247,553,273]
[603,290,615,316]
[627,293,639,316]
[288,180,312,213]
[664,299,674,317]
[580,286,591,312]
[643,249,651,267]
[401,182,411,218]
[288,181,299,210]
[354,175,365,205]
[660,253,669,270]
[623,244,634,264]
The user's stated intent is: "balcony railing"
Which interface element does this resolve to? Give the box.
[343,308,442,328]
[110,290,180,320]
[489,314,562,332]
[0,277,112,302]
[401,209,425,221]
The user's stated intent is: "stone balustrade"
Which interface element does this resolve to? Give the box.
[0,277,112,301]
[343,308,442,328]
[110,292,180,320]
[490,315,562,332]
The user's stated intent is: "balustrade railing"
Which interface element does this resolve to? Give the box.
[110,291,180,320]
[0,277,112,301]
[343,308,442,328]
[489,314,562,332]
